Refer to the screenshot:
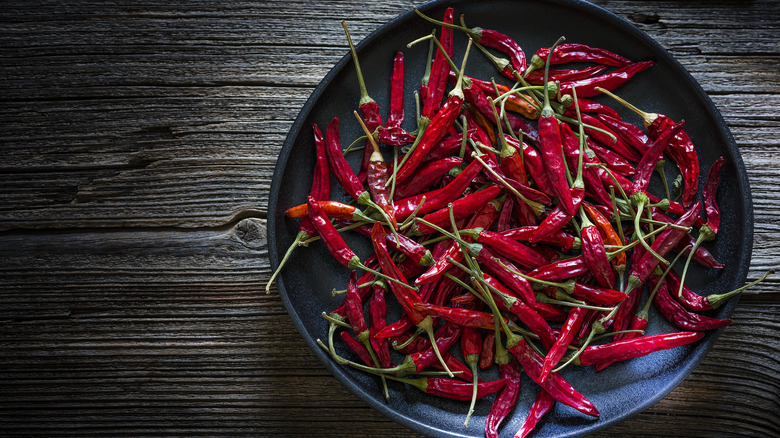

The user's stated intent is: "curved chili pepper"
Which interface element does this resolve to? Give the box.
[528,187,585,244]
[539,306,588,382]
[479,331,496,370]
[632,120,686,195]
[577,331,705,367]
[570,282,626,305]
[477,247,536,306]
[414,301,507,331]
[461,75,540,144]
[538,88,576,215]
[566,96,621,119]
[508,339,599,417]
[344,271,368,339]
[485,360,522,438]
[324,118,368,203]
[511,138,555,196]
[651,209,719,267]
[529,43,632,72]
[650,274,732,331]
[559,61,655,98]
[703,156,725,234]
[515,389,556,438]
[525,65,608,86]
[384,232,433,267]
[393,156,462,199]
[386,51,406,130]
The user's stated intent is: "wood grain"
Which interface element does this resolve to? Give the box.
[1,0,778,437]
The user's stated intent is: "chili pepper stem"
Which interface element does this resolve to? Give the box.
[392,327,424,350]
[464,362,479,427]
[631,193,668,264]
[421,316,454,377]
[266,230,309,294]
[470,152,545,215]
[493,257,575,293]
[675,225,715,297]
[707,270,774,309]
[349,257,419,292]
[594,86,658,127]
[341,21,374,107]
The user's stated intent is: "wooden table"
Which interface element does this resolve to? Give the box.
[1,1,778,436]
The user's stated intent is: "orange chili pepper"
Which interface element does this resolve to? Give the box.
[582,202,625,273]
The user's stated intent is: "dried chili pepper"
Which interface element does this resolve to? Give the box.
[501,226,577,252]
[485,360,522,438]
[525,65,608,86]
[342,21,384,183]
[284,200,374,222]
[393,375,508,401]
[539,306,588,382]
[650,273,732,331]
[570,111,643,163]
[324,117,369,204]
[597,112,651,154]
[577,331,705,367]
[583,202,626,273]
[509,339,599,417]
[631,120,686,195]
[368,282,391,368]
[515,389,556,438]
[580,210,616,289]
[414,185,502,235]
[393,156,462,198]
[559,61,655,98]
[528,255,588,283]
[596,86,700,206]
[307,196,360,268]
[527,43,632,73]
[340,331,374,366]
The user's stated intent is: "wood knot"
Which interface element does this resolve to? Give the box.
[628,12,660,25]
[233,218,266,249]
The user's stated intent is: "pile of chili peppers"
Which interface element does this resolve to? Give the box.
[268,7,771,437]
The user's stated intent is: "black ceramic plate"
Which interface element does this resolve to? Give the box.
[268,0,753,436]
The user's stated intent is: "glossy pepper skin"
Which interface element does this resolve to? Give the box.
[307,196,358,267]
[577,331,705,367]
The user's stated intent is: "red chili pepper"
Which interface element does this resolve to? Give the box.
[580,212,616,289]
[649,274,732,331]
[434,352,474,382]
[386,51,406,130]
[525,65,608,86]
[501,226,577,251]
[597,87,701,207]
[468,229,550,271]
[485,360,523,438]
[577,331,705,367]
[461,75,540,145]
[368,283,391,368]
[527,255,588,283]
[483,274,556,350]
[569,282,626,305]
[583,202,626,272]
[307,196,359,268]
[597,112,651,154]
[571,112,643,163]
[344,271,369,338]
[587,139,636,177]
[477,247,536,306]
[393,156,462,198]
[383,233,432,267]
[479,331,496,370]
[324,118,369,204]
[534,300,568,322]
[529,43,632,71]
[404,322,463,374]
[566,96,621,119]
[508,339,599,417]
[631,120,686,195]
[515,389,556,438]
[626,201,700,292]
[703,156,725,234]
[399,376,508,401]
[538,72,576,215]
[514,138,556,196]
[559,61,655,98]
[340,331,374,366]
[341,21,384,184]
[394,151,484,221]
[539,306,588,382]
[414,301,506,330]
[421,8,454,120]
[651,209,719,268]
[415,185,502,234]
[497,196,516,231]
[529,187,585,244]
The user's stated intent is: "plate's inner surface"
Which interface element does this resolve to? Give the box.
[268,1,752,437]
